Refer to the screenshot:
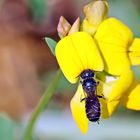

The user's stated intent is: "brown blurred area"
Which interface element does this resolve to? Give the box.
[0,0,79,120]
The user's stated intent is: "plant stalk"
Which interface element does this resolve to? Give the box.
[24,70,62,140]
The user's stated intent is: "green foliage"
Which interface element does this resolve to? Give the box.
[30,0,46,23]
[132,65,140,82]
[45,37,57,55]
[56,73,75,92]
[41,71,75,93]
[0,114,19,140]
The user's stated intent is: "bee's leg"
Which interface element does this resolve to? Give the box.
[79,80,85,100]
[96,81,99,86]
[97,95,106,100]
[80,94,86,102]
[80,92,87,102]
[95,88,106,99]
[97,120,100,125]
[76,73,80,78]
[80,98,86,102]
[95,87,105,99]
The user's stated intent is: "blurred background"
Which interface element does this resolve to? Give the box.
[0,0,140,139]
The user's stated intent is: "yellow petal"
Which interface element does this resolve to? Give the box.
[70,84,88,134]
[95,18,133,75]
[97,69,134,118]
[99,98,109,118]
[83,0,108,25]
[81,0,108,35]
[121,79,140,110]
[97,80,119,118]
[100,99,119,118]
[129,38,140,65]
[81,19,97,36]
[107,69,134,102]
[55,32,104,83]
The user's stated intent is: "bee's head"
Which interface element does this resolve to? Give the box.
[80,69,94,80]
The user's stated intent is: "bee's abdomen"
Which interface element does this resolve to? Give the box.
[85,97,101,122]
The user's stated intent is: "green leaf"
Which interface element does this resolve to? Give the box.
[45,37,57,55]
[131,65,140,82]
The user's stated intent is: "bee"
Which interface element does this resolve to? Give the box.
[80,69,104,123]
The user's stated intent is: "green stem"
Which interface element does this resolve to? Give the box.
[24,70,62,140]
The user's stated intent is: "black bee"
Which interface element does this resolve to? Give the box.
[80,69,104,123]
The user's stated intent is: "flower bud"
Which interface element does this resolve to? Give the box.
[81,0,108,35]
[68,17,80,35]
[57,16,71,38]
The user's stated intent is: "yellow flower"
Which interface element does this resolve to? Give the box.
[55,17,140,134]
[42,0,140,134]
[92,18,140,111]
[55,32,106,133]
[55,31,133,133]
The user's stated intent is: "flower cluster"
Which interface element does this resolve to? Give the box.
[50,0,140,134]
